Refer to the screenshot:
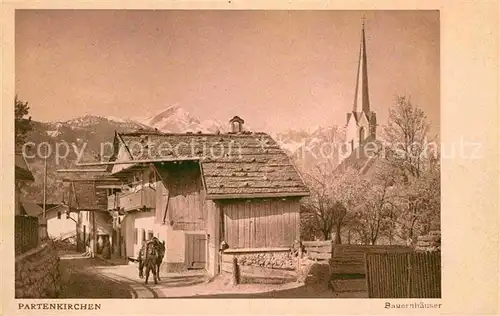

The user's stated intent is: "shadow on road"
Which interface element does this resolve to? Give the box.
[58,253,133,298]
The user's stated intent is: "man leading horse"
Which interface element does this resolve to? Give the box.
[138,237,165,284]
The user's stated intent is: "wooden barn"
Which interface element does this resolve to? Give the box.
[57,169,118,256]
[89,117,309,277]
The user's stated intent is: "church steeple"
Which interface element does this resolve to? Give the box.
[353,18,370,113]
[345,18,377,152]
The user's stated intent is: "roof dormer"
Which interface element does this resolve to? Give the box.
[229,116,245,133]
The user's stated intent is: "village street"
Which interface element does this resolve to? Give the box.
[57,252,343,299]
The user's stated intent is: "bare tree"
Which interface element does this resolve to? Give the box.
[383,96,432,179]
[351,170,397,245]
[381,95,440,244]
[301,165,367,243]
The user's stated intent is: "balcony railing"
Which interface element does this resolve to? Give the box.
[118,186,155,212]
[107,194,119,211]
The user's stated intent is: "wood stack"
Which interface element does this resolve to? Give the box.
[415,230,441,252]
[302,240,332,261]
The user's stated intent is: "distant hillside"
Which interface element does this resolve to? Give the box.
[19,106,343,203]
[21,116,153,203]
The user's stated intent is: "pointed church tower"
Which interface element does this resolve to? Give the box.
[346,18,377,152]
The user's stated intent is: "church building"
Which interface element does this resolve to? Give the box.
[337,20,386,175]
[345,21,378,153]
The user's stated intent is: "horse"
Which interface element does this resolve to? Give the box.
[138,237,165,284]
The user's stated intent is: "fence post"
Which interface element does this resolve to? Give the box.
[364,253,371,298]
[232,257,239,285]
[406,252,412,298]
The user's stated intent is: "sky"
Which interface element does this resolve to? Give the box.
[15,10,440,135]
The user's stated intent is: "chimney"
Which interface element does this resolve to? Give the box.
[229,116,245,133]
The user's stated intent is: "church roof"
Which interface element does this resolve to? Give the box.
[352,21,371,114]
[336,135,387,176]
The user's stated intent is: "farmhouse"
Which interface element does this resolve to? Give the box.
[21,203,78,242]
[15,151,35,216]
[95,117,309,276]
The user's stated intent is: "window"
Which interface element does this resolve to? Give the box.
[57,212,61,219]
[359,126,365,145]
[141,229,146,243]
[148,230,154,240]
[232,121,242,133]
[134,228,138,244]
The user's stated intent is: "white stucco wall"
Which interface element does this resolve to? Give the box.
[122,211,156,258]
[346,116,358,152]
[46,209,78,240]
[165,226,185,264]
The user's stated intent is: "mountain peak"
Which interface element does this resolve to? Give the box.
[135,104,229,134]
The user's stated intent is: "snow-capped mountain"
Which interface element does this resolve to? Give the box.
[135,104,227,134]
[274,125,346,172]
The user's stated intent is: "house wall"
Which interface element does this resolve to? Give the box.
[76,211,91,252]
[116,162,219,276]
[121,211,155,258]
[156,162,206,231]
[222,198,301,249]
[346,115,358,152]
[45,208,78,240]
[75,210,112,254]
[164,225,186,271]
[154,162,213,272]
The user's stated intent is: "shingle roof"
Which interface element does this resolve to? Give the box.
[116,132,309,199]
[57,168,120,182]
[15,152,34,181]
[20,202,43,217]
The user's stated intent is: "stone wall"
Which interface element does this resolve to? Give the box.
[15,241,61,298]
[233,251,295,270]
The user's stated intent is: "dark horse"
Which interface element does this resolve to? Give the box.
[138,237,165,284]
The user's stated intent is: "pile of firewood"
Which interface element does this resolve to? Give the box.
[414,230,441,252]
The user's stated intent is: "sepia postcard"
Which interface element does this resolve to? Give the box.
[1,1,499,315]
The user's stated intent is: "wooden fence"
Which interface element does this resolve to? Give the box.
[302,240,332,261]
[365,251,441,298]
[15,215,39,255]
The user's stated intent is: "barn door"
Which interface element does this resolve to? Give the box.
[185,234,207,270]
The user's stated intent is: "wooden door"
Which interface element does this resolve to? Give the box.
[185,234,207,269]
